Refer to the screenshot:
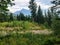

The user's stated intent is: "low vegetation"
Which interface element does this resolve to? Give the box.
[0,21,47,31]
[0,32,60,45]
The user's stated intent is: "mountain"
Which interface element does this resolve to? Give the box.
[14,9,31,15]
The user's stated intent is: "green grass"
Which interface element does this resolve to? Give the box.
[0,21,59,45]
[0,32,60,45]
[0,21,47,31]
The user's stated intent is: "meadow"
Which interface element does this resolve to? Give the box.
[0,21,60,45]
[0,21,47,31]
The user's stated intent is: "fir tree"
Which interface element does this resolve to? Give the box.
[47,10,52,26]
[51,0,60,36]
[9,13,13,21]
[0,0,14,22]
[37,6,44,24]
[28,0,37,22]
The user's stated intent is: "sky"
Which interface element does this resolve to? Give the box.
[8,0,52,13]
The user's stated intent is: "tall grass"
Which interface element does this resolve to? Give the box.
[0,32,59,45]
[0,21,47,31]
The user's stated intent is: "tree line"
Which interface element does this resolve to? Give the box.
[0,0,60,24]
[0,0,49,25]
[0,0,59,25]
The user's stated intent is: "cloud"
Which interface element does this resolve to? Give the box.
[8,0,52,13]
[36,2,52,9]
[8,0,30,13]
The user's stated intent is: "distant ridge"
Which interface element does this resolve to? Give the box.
[14,9,31,15]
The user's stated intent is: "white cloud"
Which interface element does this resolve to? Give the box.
[8,0,30,13]
[36,2,51,9]
[8,0,52,13]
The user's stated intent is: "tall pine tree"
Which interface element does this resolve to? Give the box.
[47,10,52,26]
[17,13,25,21]
[28,0,37,22]
[51,0,60,36]
[9,13,13,21]
[37,5,44,24]
[0,0,14,22]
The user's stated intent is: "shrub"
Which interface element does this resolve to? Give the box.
[52,20,60,36]
[44,22,50,29]
[22,21,30,30]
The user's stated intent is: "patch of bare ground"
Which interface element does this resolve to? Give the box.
[24,29,52,35]
[0,27,52,35]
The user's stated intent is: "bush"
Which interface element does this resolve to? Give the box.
[52,20,60,36]
[44,39,54,45]
[22,21,30,30]
[44,22,50,29]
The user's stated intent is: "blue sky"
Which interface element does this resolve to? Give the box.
[8,0,52,13]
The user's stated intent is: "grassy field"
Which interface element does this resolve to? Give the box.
[0,21,59,45]
[0,32,60,45]
[0,21,47,31]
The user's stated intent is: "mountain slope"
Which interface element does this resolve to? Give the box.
[14,9,31,15]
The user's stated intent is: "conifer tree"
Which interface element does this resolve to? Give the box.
[37,6,44,24]
[47,10,52,26]
[28,0,37,22]
[17,13,25,21]
[51,0,60,36]
[17,15,19,21]
[9,13,13,21]
[0,0,14,22]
